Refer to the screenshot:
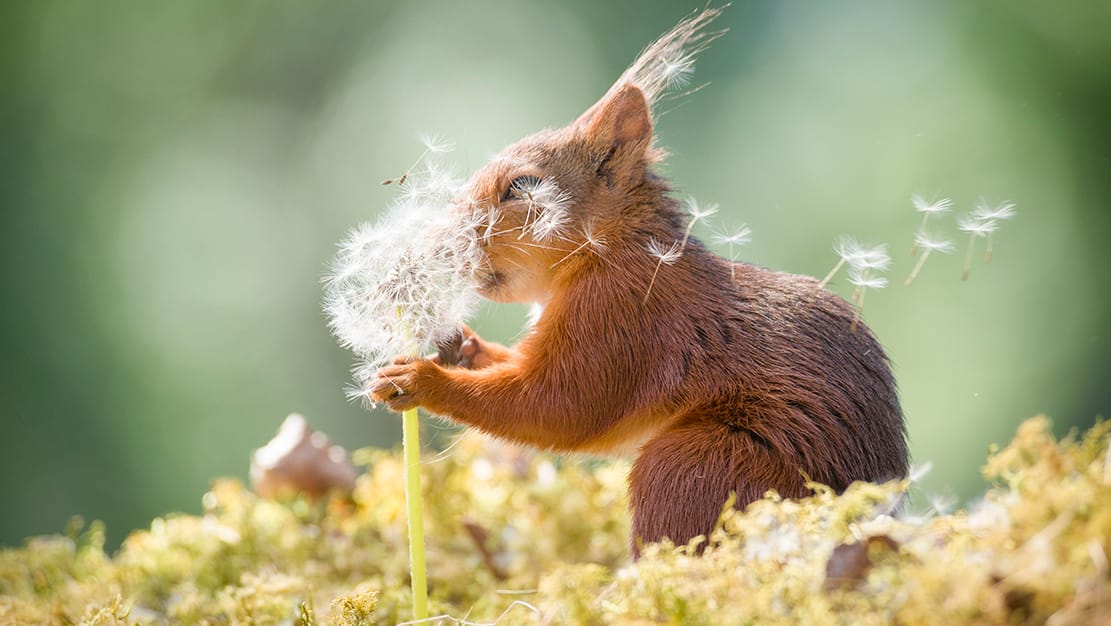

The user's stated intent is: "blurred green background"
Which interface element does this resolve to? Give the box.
[2,0,1108,548]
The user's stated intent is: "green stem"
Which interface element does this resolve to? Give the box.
[402,406,428,620]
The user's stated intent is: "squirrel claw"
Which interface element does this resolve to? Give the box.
[368,360,436,412]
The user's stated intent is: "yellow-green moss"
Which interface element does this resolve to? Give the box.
[2,418,1108,624]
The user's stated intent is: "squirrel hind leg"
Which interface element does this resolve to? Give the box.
[628,414,808,558]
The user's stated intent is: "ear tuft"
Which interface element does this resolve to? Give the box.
[581,84,652,148]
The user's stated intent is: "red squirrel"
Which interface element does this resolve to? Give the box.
[368,8,907,554]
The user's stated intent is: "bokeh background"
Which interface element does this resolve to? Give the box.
[2,0,1108,548]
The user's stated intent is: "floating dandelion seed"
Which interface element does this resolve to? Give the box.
[907,461,934,484]
[642,198,715,303]
[643,238,682,304]
[382,133,456,186]
[609,6,726,108]
[819,237,888,289]
[842,243,890,331]
[681,197,718,251]
[855,245,892,272]
[971,200,1016,263]
[475,204,501,244]
[419,133,455,154]
[551,220,608,269]
[928,494,957,517]
[510,178,572,242]
[714,224,752,248]
[957,214,999,281]
[848,266,888,332]
[910,195,953,255]
[714,224,752,281]
[658,56,696,90]
[685,197,720,220]
[904,233,955,286]
[647,238,683,264]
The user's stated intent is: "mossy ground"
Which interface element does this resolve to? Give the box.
[2,417,1109,625]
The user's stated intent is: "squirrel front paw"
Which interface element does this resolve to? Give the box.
[436,326,508,370]
[368,357,442,412]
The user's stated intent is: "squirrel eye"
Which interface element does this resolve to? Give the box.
[501,175,542,202]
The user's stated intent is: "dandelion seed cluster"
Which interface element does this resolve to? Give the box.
[818,195,1016,294]
[958,198,1016,278]
[323,149,483,397]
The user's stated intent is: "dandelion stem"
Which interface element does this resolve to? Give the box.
[643,258,666,304]
[397,308,428,621]
[984,233,994,263]
[402,405,428,620]
[905,250,931,286]
[962,233,976,281]
[819,258,845,289]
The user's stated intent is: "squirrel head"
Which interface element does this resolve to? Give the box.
[458,84,659,303]
[450,7,725,304]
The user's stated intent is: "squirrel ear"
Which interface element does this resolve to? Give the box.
[577,83,652,149]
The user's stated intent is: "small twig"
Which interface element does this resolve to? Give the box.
[462,519,509,581]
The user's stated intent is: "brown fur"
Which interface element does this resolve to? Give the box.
[370,79,907,556]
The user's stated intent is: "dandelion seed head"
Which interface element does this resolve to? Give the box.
[911,195,953,215]
[972,200,1017,222]
[324,153,482,392]
[646,238,682,265]
[958,214,999,237]
[913,232,955,254]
